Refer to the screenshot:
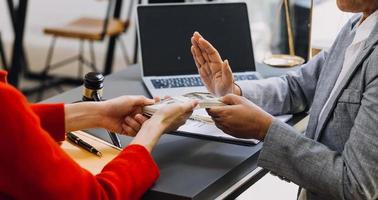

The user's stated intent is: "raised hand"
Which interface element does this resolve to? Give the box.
[191,32,240,96]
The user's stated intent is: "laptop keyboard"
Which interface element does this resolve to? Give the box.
[151,74,259,89]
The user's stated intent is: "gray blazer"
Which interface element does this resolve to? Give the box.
[237,15,378,200]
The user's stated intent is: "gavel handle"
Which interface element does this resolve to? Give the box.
[92,92,122,148]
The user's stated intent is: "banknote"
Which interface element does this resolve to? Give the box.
[143,92,224,123]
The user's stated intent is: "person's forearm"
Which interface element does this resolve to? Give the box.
[64,102,104,132]
[129,119,165,152]
[238,51,327,115]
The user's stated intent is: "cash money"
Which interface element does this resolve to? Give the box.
[143,92,225,123]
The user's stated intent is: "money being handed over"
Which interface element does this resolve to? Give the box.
[143,92,225,123]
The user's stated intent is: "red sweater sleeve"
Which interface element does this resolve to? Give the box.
[1,69,65,142]
[0,83,160,200]
[0,70,7,83]
[30,104,65,142]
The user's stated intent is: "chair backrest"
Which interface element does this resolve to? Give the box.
[148,0,185,3]
[122,0,136,33]
[100,0,136,39]
[0,32,8,70]
[100,0,115,39]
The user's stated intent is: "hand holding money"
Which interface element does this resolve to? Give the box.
[143,92,226,125]
[143,92,225,117]
[130,100,197,152]
[151,101,198,132]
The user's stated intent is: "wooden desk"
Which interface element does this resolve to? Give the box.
[62,131,121,174]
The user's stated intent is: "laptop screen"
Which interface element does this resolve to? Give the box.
[137,3,256,77]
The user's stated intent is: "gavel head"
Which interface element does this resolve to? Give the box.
[83,72,104,101]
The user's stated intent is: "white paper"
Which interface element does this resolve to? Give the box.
[178,109,292,145]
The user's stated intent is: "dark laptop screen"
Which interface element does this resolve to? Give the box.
[137,3,255,76]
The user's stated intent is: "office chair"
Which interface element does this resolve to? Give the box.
[37,0,135,100]
[0,32,7,71]
[148,0,185,2]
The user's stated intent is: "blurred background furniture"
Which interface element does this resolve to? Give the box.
[6,0,29,87]
[0,32,7,70]
[36,0,135,100]
[148,0,185,3]
[263,0,310,68]
[3,0,132,92]
[42,1,134,77]
[256,0,313,65]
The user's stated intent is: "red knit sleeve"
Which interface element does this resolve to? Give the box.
[0,70,7,83]
[30,104,65,142]
[0,84,160,200]
[1,70,65,141]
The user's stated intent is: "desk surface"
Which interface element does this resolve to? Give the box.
[44,64,303,200]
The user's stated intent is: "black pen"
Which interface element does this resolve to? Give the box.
[67,132,102,157]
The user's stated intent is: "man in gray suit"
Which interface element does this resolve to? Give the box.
[190,0,378,199]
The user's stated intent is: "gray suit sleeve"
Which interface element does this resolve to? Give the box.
[237,51,327,115]
[258,53,378,199]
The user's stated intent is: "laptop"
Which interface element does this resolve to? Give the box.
[137,2,262,97]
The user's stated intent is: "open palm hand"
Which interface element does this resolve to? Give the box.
[191,32,234,96]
